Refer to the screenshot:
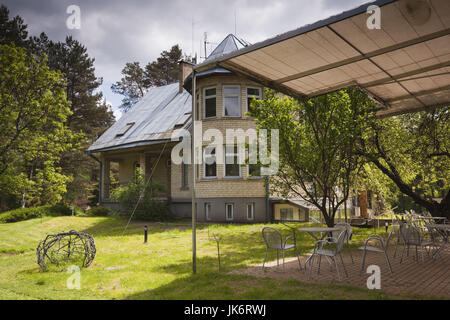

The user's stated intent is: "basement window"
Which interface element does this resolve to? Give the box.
[247,203,255,220]
[205,202,212,221]
[115,122,135,138]
[225,203,234,221]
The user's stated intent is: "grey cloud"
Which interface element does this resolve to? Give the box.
[1,0,369,110]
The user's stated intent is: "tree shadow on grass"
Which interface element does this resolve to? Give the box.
[124,258,400,300]
[78,217,213,239]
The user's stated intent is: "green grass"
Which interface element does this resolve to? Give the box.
[0,216,432,300]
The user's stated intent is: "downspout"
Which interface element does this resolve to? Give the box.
[86,151,102,204]
[191,71,197,275]
[265,177,270,223]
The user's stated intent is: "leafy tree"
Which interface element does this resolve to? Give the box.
[0,6,114,209]
[111,62,147,112]
[0,44,81,208]
[0,5,28,47]
[250,89,376,226]
[358,106,449,219]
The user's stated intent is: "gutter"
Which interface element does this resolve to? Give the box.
[87,138,173,153]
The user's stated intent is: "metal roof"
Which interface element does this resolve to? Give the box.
[88,83,191,152]
[195,0,450,117]
[204,34,250,62]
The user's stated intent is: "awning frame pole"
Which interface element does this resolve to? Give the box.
[191,71,197,274]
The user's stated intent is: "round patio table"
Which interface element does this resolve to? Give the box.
[297,227,342,269]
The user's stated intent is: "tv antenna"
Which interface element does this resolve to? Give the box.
[201,32,218,60]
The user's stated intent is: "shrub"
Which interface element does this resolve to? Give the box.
[111,170,171,221]
[85,206,110,217]
[0,204,74,223]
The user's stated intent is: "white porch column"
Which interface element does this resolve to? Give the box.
[101,155,110,201]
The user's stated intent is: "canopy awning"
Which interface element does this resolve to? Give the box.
[195,0,450,117]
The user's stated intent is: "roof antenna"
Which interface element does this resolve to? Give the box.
[204,32,208,60]
[191,16,194,58]
[234,9,237,36]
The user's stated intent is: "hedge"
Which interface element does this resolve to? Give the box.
[0,204,74,223]
[84,206,110,217]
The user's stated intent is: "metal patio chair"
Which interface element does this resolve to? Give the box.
[399,223,433,265]
[326,222,354,263]
[308,229,348,281]
[359,228,394,276]
[424,223,445,262]
[392,219,407,259]
[261,227,302,272]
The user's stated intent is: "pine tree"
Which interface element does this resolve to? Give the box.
[112,44,190,112]
[144,44,183,87]
[0,5,28,47]
[111,62,147,112]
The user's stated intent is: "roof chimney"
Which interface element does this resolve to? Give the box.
[179,60,194,93]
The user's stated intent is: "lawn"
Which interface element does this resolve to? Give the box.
[0,216,430,300]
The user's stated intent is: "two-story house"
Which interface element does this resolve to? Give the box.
[88,34,375,223]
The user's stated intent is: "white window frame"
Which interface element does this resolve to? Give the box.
[222,85,241,118]
[203,146,217,179]
[223,145,242,178]
[203,86,217,119]
[247,203,255,220]
[246,86,262,115]
[225,203,234,221]
[205,202,212,221]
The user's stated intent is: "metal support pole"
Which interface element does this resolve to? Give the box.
[191,71,197,274]
[144,225,148,243]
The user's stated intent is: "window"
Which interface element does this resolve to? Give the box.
[196,93,200,120]
[280,208,294,221]
[205,203,212,221]
[203,87,216,118]
[298,208,307,221]
[224,145,241,177]
[225,203,234,221]
[248,164,261,177]
[181,163,189,188]
[246,87,261,115]
[203,146,217,178]
[247,203,255,220]
[223,85,241,117]
[115,122,135,138]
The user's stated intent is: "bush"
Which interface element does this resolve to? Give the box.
[0,204,74,223]
[85,206,110,217]
[111,170,171,221]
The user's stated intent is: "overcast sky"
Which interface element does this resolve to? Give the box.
[2,0,370,119]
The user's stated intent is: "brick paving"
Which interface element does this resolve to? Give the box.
[230,244,450,299]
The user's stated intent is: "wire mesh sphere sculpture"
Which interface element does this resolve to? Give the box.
[36,230,96,270]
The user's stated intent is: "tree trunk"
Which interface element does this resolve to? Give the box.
[322,208,334,227]
[372,158,449,220]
